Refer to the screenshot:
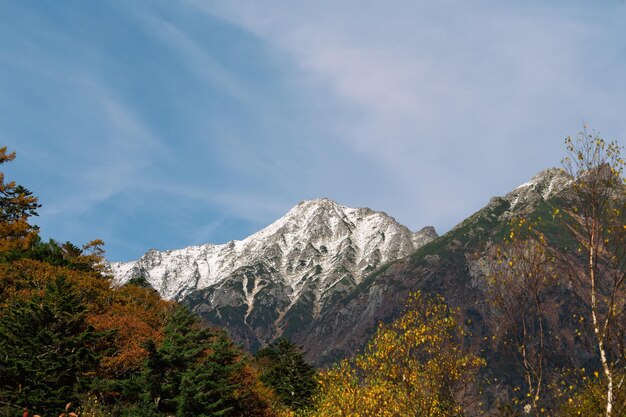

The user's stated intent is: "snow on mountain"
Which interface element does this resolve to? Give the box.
[506,168,571,210]
[110,198,436,302]
[109,198,436,349]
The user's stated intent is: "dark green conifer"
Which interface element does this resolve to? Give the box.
[177,331,242,417]
[256,338,317,410]
[0,276,102,414]
[143,306,246,417]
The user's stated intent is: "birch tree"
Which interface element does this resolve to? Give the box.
[559,126,626,417]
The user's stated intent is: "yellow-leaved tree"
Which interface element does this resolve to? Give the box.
[308,292,484,417]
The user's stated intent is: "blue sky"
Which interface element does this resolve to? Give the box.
[2,1,625,261]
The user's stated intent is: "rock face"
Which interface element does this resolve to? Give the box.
[504,167,571,212]
[110,198,437,350]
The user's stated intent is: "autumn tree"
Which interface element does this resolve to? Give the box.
[557,126,626,417]
[309,292,484,417]
[486,218,557,412]
[557,368,626,417]
[88,283,172,379]
[0,147,40,256]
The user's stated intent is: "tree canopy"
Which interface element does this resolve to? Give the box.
[0,147,40,256]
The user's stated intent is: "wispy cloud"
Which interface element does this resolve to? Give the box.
[134,12,253,108]
[192,0,626,229]
[142,180,292,225]
[41,83,167,217]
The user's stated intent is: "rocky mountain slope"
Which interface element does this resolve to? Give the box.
[297,168,578,365]
[110,198,437,350]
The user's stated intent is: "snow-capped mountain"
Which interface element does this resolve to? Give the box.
[110,198,437,349]
[108,168,583,365]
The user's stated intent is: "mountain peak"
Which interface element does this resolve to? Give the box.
[505,168,572,211]
[285,197,343,218]
[513,168,571,197]
[110,199,436,301]
[109,198,437,348]
[297,197,336,206]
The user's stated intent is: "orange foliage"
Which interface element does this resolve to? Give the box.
[0,147,39,253]
[0,219,37,252]
[0,258,174,378]
[0,259,110,310]
[90,312,162,375]
[232,363,279,417]
[89,285,173,376]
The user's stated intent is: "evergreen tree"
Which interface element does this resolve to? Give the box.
[143,307,205,414]
[256,338,317,410]
[0,276,103,414]
[142,306,267,417]
[177,332,241,417]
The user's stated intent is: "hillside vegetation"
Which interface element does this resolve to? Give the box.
[0,147,283,417]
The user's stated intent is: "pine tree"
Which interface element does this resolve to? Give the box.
[143,307,206,414]
[256,338,316,411]
[177,332,241,416]
[142,306,267,417]
[0,276,102,415]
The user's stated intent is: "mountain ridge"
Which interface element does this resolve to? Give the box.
[295,166,588,369]
[109,197,437,349]
[110,198,437,298]
[109,167,577,363]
